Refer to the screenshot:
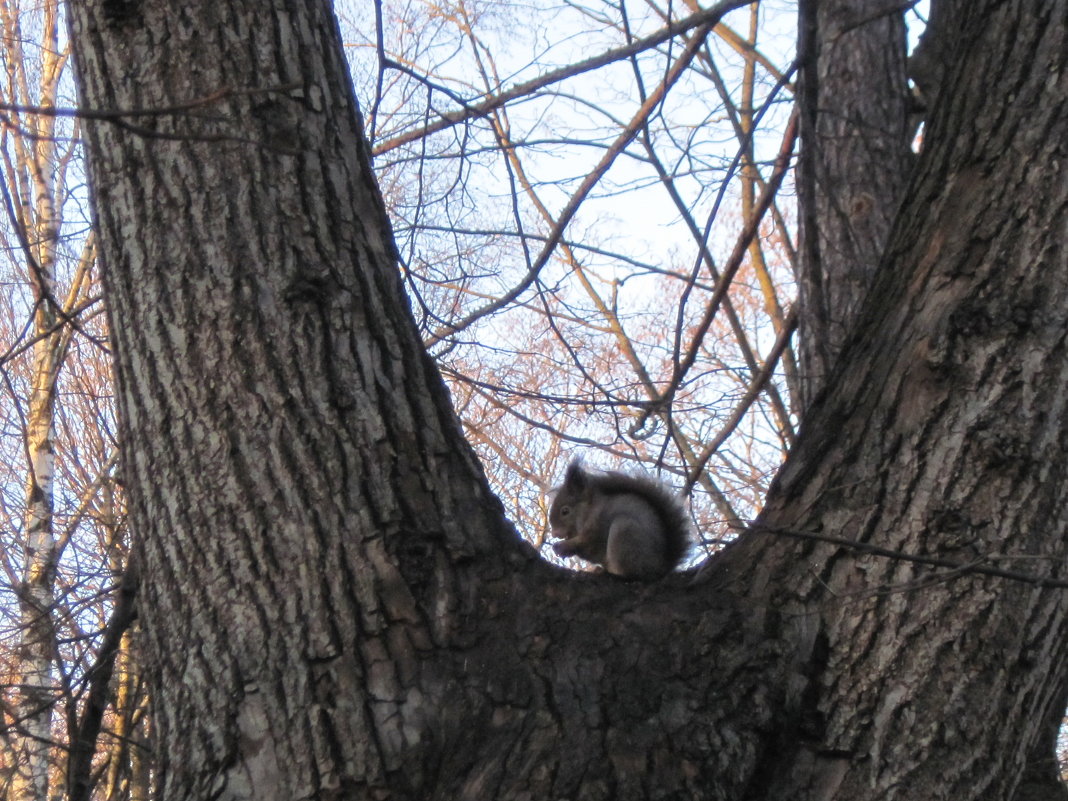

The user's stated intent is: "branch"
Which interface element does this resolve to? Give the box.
[684,305,798,492]
[748,524,1068,590]
[425,12,721,347]
[0,81,302,122]
[371,0,752,156]
[665,109,798,407]
[0,82,303,150]
[66,557,139,801]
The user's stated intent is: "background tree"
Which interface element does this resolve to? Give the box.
[793,0,911,409]
[0,2,142,799]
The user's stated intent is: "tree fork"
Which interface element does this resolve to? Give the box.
[68,1,1068,800]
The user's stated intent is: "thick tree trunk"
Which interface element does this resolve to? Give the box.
[68,1,1068,800]
[67,3,521,798]
[735,1,1068,797]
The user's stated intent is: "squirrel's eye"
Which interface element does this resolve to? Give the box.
[559,506,571,517]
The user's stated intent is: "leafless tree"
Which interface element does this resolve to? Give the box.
[63,0,1068,799]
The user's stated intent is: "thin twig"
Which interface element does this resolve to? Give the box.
[372,0,751,156]
[749,524,1068,589]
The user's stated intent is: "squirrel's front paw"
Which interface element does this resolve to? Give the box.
[553,540,578,557]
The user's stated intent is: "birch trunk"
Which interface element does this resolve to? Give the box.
[10,3,68,797]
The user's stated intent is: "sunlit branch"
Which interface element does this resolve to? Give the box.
[425,16,718,347]
[372,0,751,156]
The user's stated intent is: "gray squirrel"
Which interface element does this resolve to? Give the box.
[549,460,690,579]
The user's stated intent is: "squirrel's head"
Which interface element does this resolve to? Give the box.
[548,460,590,540]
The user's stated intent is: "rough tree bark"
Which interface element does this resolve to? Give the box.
[740,1,1068,796]
[68,1,1068,800]
[794,0,913,410]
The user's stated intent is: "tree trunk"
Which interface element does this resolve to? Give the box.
[67,2,523,798]
[11,4,69,796]
[14,198,60,801]
[736,1,1068,796]
[794,0,912,409]
[68,1,1068,800]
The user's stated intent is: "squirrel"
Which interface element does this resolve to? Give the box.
[548,460,690,579]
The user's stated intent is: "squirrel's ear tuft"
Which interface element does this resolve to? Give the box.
[564,460,587,489]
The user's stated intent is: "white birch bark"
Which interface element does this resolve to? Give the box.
[7,3,72,798]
